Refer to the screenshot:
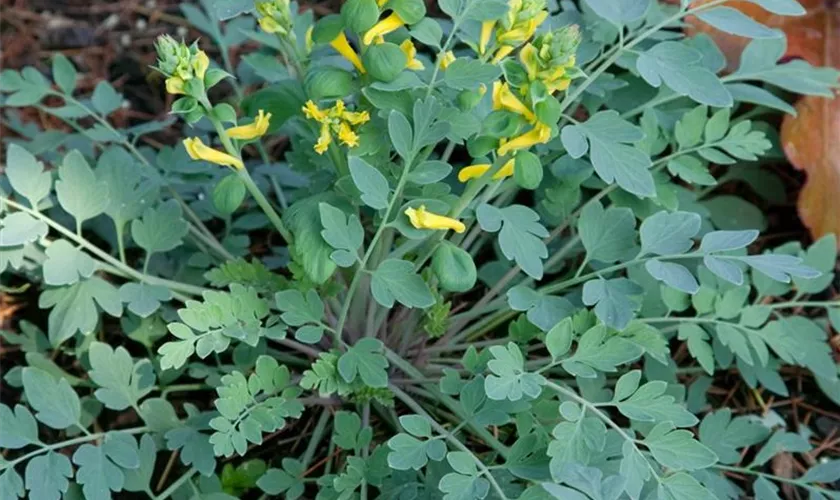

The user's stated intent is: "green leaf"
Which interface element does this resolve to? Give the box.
[370,259,435,308]
[657,472,717,500]
[0,212,48,246]
[52,54,77,94]
[399,414,432,438]
[91,81,123,116]
[275,289,324,326]
[4,67,49,106]
[6,144,52,207]
[583,0,650,24]
[119,283,171,318]
[547,416,607,473]
[444,59,502,90]
[438,0,508,21]
[0,469,24,499]
[98,147,158,228]
[639,211,701,257]
[55,150,109,225]
[700,230,758,252]
[574,111,654,197]
[562,326,644,378]
[338,338,389,388]
[578,202,636,264]
[439,452,490,500]
[342,0,380,33]
[615,380,698,427]
[39,277,123,346]
[507,286,576,331]
[72,441,131,499]
[349,156,390,210]
[131,200,189,255]
[42,240,96,286]
[643,422,718,471]
[678,324,715,375]
[122,434,157,492]
[0,404,39,449]
[212,174,246,215]
[485,342,545,401]
[387,432,447,471]
[409,160,452,184]
[363,42,407,83]
[164,425,216,476]
[761,317,835,380]
[388,110,414,160]
[646,260,700,294]
[739,254,820,283]
[476,204,548,279]
[24,452,72,500]
[545,319,573,360]
[410,18,443,49]
[582,278,643,330]
[696,7,781,39]
[636,42,732,107]
[432,241,477,293]
[319,202,363,267]
[88,341,155,410]
[750,430,812,468]
[22,367,81,430]
[699,409,770,464]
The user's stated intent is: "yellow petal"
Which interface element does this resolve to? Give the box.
[330,32,366,74]
[302,100,328,122]
[193,50,210,80]
[342,109,371,125]
[519,43,539,80]
[548,78,571,93]
[314,123,332,154]
[491,45,515,64]
[404,205,465,233]
[183,137,244,170]
[439,50,455,70]
[226,109,272,140]
[400,40,425,70]
[458,159,515,182]
[377,0,389,6]
[363,12,405,46]
[492,82,535,122]
[305,26,314,53]
[479,21,496,55]
[338,122,360,147]
[259,16,281,33]
[497,122,551,156]
[165,76,185,95]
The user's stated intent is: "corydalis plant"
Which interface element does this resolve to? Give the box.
[1,0,839,499]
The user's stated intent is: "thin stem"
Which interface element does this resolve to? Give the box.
[1,197,209,297]
[714,464,836,497]
[3,426,149,469]
[153,468,197,500]
[237,167,295,244]
[390,385,509,500]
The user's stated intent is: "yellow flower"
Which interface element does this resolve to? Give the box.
[259,16,281,33]
[305,26,314,53]
[330,32,366,74]
[303,100,329,122]
[315,123,332,154]
[341,109,371,125]
[183,137,244,170]
[363,12,405,45]
[165,76,185,95]
[457,159,515,182]
[337,122,360,147]
[193,50,210,80]
[491,45,515,64]
[400,40,425,71]
[497,122,551,156]
[496,10,547,46]
[226,109,272,140]
[405,205,465,233]
[492,82,535,122]
[479,21,495,55]
[377,0,389,6]
[439,50,456,70]
[458,159,515,182]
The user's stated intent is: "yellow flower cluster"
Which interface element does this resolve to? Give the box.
[302,100,370,154]
[405,205,465,233]
[182,109,272,170]
[520,25,581,94]
[155,35,210,96]
[255,0,293,35]
[480,0,548,64]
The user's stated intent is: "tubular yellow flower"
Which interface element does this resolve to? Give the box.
[400,40,425,71]
[497,122,551,156]
[496,10,547,46]
[165,76,185,95]
[259,16,281,33]
[330,32,366,74]
[405,205,466,233]
[315,123,332,154]
[193,50,210,80]
[491,45,515,64]
[183,138,244,170]
[377,0,388,6]
[226,109,272,140]
[520,43,540,80]
[492,82,535,122]
[363,12,405,45]
[479,21,496,55]
[337,122,360,147]
[341,109,371,126]
[439,50,456,70]
[302,100,328,122]
[457,159,515,182]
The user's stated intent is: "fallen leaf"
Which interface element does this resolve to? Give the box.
[686,0,829,70]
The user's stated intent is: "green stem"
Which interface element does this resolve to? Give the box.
[153,468,197,500]
[2,426,149,470]
[713,464,836,497]
[1,197,209,297]
[390,385,509,500]
[237,167,295,244]
[301,408,332,470]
